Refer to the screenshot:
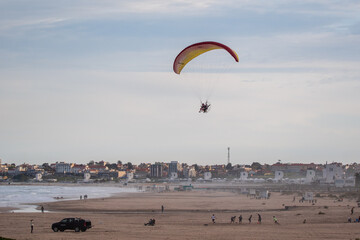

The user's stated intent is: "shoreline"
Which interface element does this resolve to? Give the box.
[0,181,133,187]
[0,184,141,213]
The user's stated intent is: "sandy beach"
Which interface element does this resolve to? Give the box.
[1,189,360,240]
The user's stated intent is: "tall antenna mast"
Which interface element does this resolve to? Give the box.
[227,147,230,165]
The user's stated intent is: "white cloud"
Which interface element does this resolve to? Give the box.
[1,0,359,31]
[0,17,68,31]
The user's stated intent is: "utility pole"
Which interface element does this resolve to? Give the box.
[227,147,230,165]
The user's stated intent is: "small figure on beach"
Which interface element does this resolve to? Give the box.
[273,216,279,224]
[211,214,216,224]
[80,195,82,200]
[161,205,164,213]
[41,205,44,213]
[144,219,156,226]
[257,213,262,224]
[238,215,242,224]
[84,194,88,200]
[231,216,236,223]
[248,215,252,224]
[30,219,34,233]
[293,196,296,202]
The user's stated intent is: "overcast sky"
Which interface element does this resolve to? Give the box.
[1,0,360,165]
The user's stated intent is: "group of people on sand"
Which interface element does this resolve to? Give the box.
[80,194,88,200]
[144,218,156,226]
[347,217,360,223]
[211,214,279,225]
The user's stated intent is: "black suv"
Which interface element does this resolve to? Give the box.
[52,218,92,232]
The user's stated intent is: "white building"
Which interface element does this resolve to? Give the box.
[305,169,316,184]
[127,172,134,181]
[240,172,248,180]
[323,163,344,183]
[55,162,71,174]
[183,167,197,178]
[84,172,91,182]
[274,171,284,181]
[35,173,42,181]
[170,172,178,179]
[188,167,197,178]
[204,172,212,180]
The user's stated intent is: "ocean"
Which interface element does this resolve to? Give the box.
[0,184,138,212]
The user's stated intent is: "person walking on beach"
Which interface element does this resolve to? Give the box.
[41,205,44,213]
[239,215,243,224]
[161,205,164,213]
[30,220,34,233]
[273,216,279,224]
[211,214,216,224]
[248,215,252,224]
[257,213,262,224]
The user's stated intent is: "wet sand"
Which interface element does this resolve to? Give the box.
[0,190,359,240]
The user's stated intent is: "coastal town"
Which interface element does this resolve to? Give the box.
[2,158,360,240]
[1,158,359,187]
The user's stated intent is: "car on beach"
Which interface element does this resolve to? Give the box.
[52,218,92,232]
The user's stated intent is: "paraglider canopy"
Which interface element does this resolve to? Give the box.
[173,41,239,74]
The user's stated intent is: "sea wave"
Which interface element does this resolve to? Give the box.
[0,184,138,212]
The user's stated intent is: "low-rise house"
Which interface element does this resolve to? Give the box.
[71,164,88,174]
[0,164,8,173]
[271,163,317,173]
[15,164,29,175]
[88,165,109,175]
[98,160,109,166]
[135,168,149,179]
[116,170,127,178]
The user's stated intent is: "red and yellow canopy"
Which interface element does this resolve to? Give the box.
[173,41,239,74]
